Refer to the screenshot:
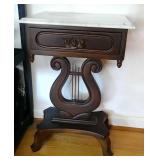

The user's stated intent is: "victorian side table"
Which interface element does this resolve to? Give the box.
[20,12,135,156]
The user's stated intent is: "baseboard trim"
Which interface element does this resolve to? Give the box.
[111,125,144,133]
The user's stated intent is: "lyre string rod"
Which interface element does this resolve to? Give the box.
[71,64,74,100]
[78,67,80,101]
[74,64,77,101]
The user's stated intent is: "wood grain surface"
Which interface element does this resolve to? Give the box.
[15,119,144,156]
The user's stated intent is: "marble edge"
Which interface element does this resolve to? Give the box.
[19,15,135,30]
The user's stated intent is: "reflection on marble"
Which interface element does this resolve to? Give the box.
[19,12,135,29]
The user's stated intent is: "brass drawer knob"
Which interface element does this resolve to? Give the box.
[77,39,86,49]
[64,38,86,49]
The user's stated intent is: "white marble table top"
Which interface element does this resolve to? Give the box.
[19,12,135,29]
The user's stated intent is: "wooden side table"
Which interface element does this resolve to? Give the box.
[20,12,135,156]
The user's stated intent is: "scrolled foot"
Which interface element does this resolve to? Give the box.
[106,137,113,156]
[30,130,43,152]
[97,136,113,156]
[31,143,42,152]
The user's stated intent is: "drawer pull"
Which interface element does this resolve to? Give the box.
[64,38,86,49]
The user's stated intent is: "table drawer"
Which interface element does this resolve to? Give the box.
[26,26,127,67]
[28,28,122,55]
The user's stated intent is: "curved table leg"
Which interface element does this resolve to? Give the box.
[106,137,113,156]
[31,129,54,152]
[31,130,43,152]
[97,136,113,156]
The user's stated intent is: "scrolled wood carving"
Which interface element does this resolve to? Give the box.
[50,57,102,118]
[64,38,86,49]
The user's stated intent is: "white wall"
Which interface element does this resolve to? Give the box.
[14,5,21,48]
[15,4,144,128]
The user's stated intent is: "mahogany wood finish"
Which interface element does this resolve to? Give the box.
[26,24,128,68]
[30,57,113,155]
[24,23,129,156]
[50,57,102,118]
[31,107,113,156]
[15,119,144,156]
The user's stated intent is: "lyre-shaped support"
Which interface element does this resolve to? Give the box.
[50,57,102,118]
[31,57,113,155]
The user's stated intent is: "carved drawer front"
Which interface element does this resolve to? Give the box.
[28,28,123,57]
